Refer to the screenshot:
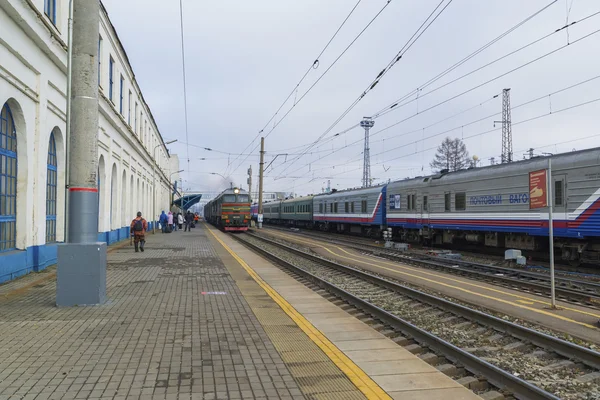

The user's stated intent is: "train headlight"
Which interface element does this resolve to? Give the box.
[233,188,240,194]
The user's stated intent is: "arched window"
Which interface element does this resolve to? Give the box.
[46,132,57,243]
[0,103,17,251]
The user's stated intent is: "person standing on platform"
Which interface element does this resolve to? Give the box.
[184,211,193,232]
[130,212,148,252]
[159,211,168,233]
[178,212,184,230]
[168,211,174,232]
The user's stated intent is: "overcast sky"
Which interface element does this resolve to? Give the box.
[102,0,600,196]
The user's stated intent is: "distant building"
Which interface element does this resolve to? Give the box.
[0,1,176,282]
[252,191,288,203]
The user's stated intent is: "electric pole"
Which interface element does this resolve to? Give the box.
[57,0,105,306]
[501,88,513,163]
[247,166,253,202]
[258,137,265,229]
[361,118,374,188]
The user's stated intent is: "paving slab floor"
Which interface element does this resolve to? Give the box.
[0,228,312,400]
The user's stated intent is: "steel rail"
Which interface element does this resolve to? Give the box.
[234,233,567,400]
[261,228,600,305]
[243,232,600,370]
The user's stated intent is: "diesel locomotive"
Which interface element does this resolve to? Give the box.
[253,147,600,266]
[204,187,251,232]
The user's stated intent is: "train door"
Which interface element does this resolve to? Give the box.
[552,174,567,233]
[420,193,431,239]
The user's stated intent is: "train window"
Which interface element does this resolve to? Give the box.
[555,180,564,206]
[351,202,355,213]
[319,203,323,213]
[334,202,338,213]
[423,196,428,211]
[407,194,416,210]
[344,202,349,213]
[223,195,235,202]
[361,200,367,213]
[237,195,249,202]
[455,192,466,211]
[444,193,451,211]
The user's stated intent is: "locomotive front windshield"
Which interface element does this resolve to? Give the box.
[222,194,249,202]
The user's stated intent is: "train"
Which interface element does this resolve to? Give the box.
[204,187,251,232]
[252,147,600,266]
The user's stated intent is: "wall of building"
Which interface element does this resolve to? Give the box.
[0,0,177,283]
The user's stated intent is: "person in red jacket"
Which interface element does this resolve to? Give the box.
[130,211,148,252]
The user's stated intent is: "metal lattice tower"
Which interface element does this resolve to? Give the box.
[501,88,513,163]
[360,117,375,187]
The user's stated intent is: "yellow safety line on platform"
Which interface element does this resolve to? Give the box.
[207,226,392,400]
[269,230,600,330]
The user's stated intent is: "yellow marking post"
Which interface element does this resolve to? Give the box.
[206,226,392,400]
[269,230,600,330]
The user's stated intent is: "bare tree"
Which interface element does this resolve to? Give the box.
[430,137,470,172]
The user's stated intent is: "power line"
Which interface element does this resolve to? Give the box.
[275,93,501,178]
[370,1,559,119]
[377,96,600,166]
[373,7,600,121]
[178,0,190,180]
[279,0,561,163]
[277,73,600,180]
[226,0,378,177]
[274,0,455,179]
[276,24,600,180]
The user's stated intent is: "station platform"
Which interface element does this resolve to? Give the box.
[0,225,481,400]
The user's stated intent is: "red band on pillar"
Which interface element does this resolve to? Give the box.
[69,187,99,192]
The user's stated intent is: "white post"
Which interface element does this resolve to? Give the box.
[548,158,556,308]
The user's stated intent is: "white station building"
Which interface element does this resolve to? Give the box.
[0,0,180,283]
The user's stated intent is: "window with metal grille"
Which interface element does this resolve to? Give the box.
[44,0,56,24]
[128,91,132,125]
[444,192,451,211]
[46,133,57,243]
[120,75,124,114]
[555,180,564,206]
[0,104,17,251]
[98,36,102,86]
[361,200,367,213]
[109,57,115,102]
[455,192,466,211]
[134,103,138,132]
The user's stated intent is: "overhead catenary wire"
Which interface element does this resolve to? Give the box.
[275,0,562,164]
[272,5,596,180]
[178,0,191,180]
[273,0,456,179]
[285,101,600,191]
[277,73,600,180]
[226,0,375,177]
[272,93,501,179]
[370,0,559,119]
[373,7,600,121]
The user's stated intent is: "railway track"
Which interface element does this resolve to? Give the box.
[260,227,600,309]
[234,232,600,400]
